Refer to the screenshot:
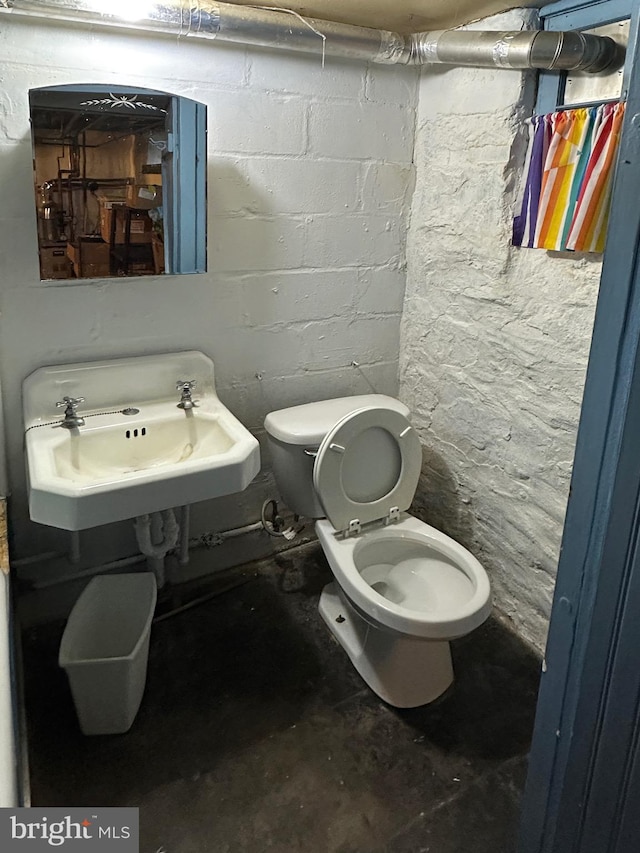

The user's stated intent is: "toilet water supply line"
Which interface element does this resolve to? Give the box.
[190,501,298,548]
[0,0,623,74]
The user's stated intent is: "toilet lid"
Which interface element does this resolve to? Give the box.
[313,406,422,532]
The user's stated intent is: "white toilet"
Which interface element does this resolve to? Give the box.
[264,394,492,708]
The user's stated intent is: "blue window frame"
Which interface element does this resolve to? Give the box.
[164,95,207,276]
[536,0,639,114]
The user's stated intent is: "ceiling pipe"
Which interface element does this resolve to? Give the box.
[0,0,624,74]
[411,29,621,73]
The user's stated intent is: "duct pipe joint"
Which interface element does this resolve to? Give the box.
[373,30,410,65]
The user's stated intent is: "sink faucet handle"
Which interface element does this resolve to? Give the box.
[56,396,85,411]
[55,396,86,429]
[176,380,197,410]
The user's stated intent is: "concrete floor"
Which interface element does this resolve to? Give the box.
[22,541,541,852]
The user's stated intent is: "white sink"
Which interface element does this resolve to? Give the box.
[23,352,260,530]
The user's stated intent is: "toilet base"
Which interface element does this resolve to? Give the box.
[319,582,454,708]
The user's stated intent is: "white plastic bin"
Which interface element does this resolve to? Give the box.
[59,573,157,735]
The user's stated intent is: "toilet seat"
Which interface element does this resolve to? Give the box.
[313,406,422,533]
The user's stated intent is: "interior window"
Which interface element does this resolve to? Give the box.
[29,84,207,281]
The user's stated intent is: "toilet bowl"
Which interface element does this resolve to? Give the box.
[264,395,492,708]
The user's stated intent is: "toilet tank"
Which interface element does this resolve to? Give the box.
[264,394,411,519]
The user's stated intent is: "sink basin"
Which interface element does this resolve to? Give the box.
[53,408,236,481]
[23,352,261,530]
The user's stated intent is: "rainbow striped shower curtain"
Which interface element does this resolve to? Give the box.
[512,102,625,253]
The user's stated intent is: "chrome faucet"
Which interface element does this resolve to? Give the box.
[176,380,197,410]
[56,396,85,429]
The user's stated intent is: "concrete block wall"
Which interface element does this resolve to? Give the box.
[0,17,417,579]
[400,10,602,653]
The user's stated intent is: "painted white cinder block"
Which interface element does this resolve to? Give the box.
[364,65,420,107]
[0,16,416,580]
[212,157,362,216]
[249,51,366,100]
[303,214,403,267]
[237,269,361,326]
[400,8,600,653]
[209,90,307,156]
[355,268,407,315]
[0,143,36,220]
[360,162,416,215]
[209,216,306,272]
[309,101,415,162]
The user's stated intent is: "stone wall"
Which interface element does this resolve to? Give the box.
[400,10,602,652]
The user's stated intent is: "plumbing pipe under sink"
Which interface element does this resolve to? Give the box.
[26,506,300,592]
[134,510,179,589]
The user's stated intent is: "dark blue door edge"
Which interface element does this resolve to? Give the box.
[519,9,640,853]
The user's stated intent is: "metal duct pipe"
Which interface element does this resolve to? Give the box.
[0,0,410,63]
[208,3,408,63]
[0,0,623,74]
[411,29,622,73]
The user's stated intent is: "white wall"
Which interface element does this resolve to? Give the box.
[400,10,602,653]
[2,11,602,649]
[0,17,417,573]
